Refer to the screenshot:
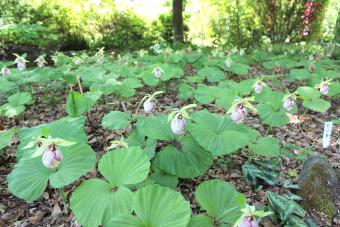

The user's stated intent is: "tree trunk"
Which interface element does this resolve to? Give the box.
[173,0,184,43]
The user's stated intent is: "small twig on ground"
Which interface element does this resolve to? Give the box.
[121,101,128,112]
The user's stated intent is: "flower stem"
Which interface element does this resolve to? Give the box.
[265,126,272,136]
[59,188,68,214]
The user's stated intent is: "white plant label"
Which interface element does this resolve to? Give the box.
[322,121,333,149]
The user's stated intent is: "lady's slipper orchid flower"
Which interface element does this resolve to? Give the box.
[225,58,232,68]
[14,54,28,70]
[320,83,329,95]
[231,103,247,124]
[137,91,164,114]
[143,98,154,113]
[283,97,295,111]
[35,55,47,68]
[235,204,273,227]
[316,79,332,96]
[42,144,63,169]
[152,67,164,78]
[238,216,259,227]
[171,113,186,135]
[168,104,196,135]
[253,81,265,94]
[1,67,10,77]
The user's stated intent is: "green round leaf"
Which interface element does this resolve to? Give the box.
[70,179,134,227]
[188,215,216,227]
[288,69,310,81]
[249,136,281,157]
[139,115,173,140]
[0,129,14,150]
[110,184,191,227]
[257,104,289,127]
[98,146,150,186]
[0,104,25,117]
[158,136,213,178]
[101,111,132,130]
[8,143,96,201]
[297,86,320,100]
[198,67,225,82]
[17,117,87,159]
[8,92,32,106]
[188,110,254,156]
[108,214,143,226]
[195,179,246,224]
[66,91,101,117]
[8,156,51,201]
[302,99,331,113]
[149,172,179,189]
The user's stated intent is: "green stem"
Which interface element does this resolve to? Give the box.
[29,83,34,95]
[265,126,272,136]
[301,109,308,119]
[59,188,68,214]
[135,97,145,114]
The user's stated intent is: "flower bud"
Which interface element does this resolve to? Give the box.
[42,144,63,169]
[225,58,232,67]
[309,63,315,73]
[254,82,262,94]
[320,83,329,95]
[231,104,247,124]
[238,216,259,227]
[283,97,295,111]
[171,114,186,135]
[143,98,154,113]
[1,67,10,77]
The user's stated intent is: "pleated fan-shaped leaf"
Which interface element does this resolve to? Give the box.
[16,116,87,159]
[101,111,132,130]
[109,184,191,227]
[187,110,258,156]
[98,146,150,186]
[195,179,246,225]
[158,135,213,178]
[139,115,174,141]
[70,146,151,227]
[8,143,96,201]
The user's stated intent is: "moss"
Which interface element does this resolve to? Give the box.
[299,164,337,222]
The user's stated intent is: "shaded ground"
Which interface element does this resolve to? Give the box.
[0,66,339,226]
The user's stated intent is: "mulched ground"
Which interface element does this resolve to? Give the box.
[0,65,339,227]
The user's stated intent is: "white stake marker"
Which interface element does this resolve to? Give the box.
[322,122,333,149]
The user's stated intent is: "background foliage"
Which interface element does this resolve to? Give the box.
[0,0,339,52]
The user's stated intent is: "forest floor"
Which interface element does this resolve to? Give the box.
[0,65,339,227]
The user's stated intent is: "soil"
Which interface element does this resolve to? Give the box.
[0,65,339,227]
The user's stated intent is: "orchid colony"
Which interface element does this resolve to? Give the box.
[1,45,339,227]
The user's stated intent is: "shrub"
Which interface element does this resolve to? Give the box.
[210,0,258,48]
[98,10,155,50]
[0,22,60,50]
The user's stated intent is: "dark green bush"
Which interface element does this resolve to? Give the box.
[0,23,60,49]
[151,12,190,43]
[98,10,155,50]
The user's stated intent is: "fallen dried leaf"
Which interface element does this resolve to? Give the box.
[28,211,45,225]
